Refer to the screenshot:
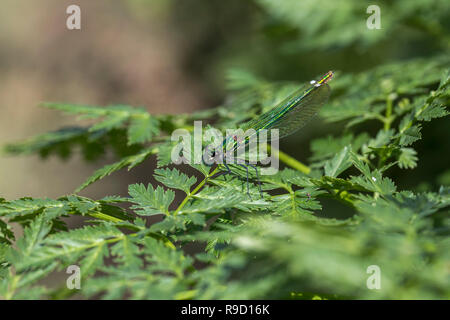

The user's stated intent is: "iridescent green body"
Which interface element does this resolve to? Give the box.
[224,70,334,153]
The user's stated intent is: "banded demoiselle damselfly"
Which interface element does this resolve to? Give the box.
[205,70,334,199]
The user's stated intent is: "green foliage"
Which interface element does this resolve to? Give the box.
[0,1,449,300]
[43,103,161,146]
[76,147,156,192]
[154,168,197,194]
[255,0,450,50]
[128,184,175,216]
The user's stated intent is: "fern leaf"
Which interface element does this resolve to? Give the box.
[76,147,155,192]
[128,184,175,215]
[154,168,197,194]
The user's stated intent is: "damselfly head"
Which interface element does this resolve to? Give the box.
[202,144,224,166]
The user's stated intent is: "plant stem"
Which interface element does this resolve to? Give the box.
[4,272,19,300]
[267,145,311,174]
[173,166,220,215]
[89,212,124,223]
[384,95,394,130]
[88,212,176,249]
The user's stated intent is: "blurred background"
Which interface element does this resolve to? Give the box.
[0,0,449,201]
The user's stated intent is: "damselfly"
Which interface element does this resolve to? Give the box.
[204,71,334,199]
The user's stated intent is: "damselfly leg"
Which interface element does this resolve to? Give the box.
[247,163,263,198]
[211,163,231,180]
[238,164,251,200]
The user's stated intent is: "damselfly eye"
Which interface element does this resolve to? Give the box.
[203,146,217,159]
